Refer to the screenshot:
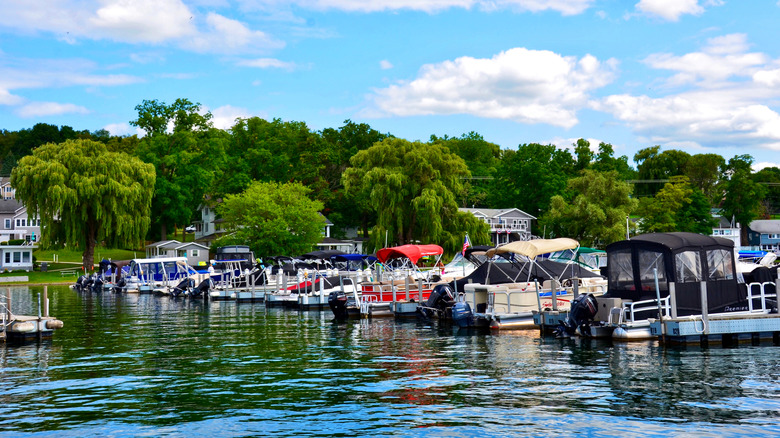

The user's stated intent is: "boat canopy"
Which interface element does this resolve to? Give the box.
[485,238,579,260]
[300,250,346,260]
[376,244,444,264]
[603,232,742,316]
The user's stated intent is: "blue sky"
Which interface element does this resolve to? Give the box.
[2,0,779,169]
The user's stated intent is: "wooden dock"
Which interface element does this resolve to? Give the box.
[2,286,64,343]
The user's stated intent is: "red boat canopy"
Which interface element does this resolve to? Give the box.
[376,244,444,264]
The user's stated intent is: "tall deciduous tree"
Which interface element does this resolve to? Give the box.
[430,131,501,208]
[634,146,691,197]
[320,120,388,237]
[487,143,573,220]
[132,99,223,240]
[10,139,155,270]
[685,153,725,204]
[720,155,766,244]
[215,181,325,257]
[342,137,488,253]
[637,176,715,234]
[540,170,638,247]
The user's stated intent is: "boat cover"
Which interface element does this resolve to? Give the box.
[376,244,444,264]
[449,258,601,291]
[485,238,579,260]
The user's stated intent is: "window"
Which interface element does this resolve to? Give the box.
[192,249,199,257]
[22,252,30,263]
[638,250,666,292]
[13,252,21,263]
[675,251,702,283]
[707,249,733,281]
[4,253,9,263]
[608,249,634,290]
[4,219,9,229]
[15,218,26,227]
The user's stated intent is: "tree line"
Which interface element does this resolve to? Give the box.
[5,98,780,269]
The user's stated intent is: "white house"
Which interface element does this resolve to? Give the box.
[145,240,210,266]
[460,208,537,245]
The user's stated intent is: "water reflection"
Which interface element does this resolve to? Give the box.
[0,286,778,437]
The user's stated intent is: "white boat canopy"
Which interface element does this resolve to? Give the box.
[486,238,579,260]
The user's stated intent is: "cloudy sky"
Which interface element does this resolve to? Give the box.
[2,0,779,168]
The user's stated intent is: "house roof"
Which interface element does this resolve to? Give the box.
[0,199,24,214]
[749,220,780,234]
[460,207,537,220]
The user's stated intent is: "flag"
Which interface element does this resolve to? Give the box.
[462,234,472,255]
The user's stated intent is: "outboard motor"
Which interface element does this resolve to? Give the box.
[187,278,212,298]
[74,275,88,291]
[328,291,350,320]
[452,296,474,328]
[418,284,455,319]
[170,277,195,297]
[555,293,598,337]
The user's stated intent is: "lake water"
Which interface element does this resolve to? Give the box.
[1,285,779,437]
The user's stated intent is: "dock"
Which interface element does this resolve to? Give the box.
[2,286,64,343]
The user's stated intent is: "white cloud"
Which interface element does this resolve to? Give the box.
[237,0,593,14]
[754,161,780,171]
[594,34,780,152]
[187,12,284,53]
[0,89,25,106]
[104,122,143,137]
[380,60,393,70]
[635,0,704,21]
[643,34,765,86]
[238,58,297,70]
[89,0,196,43]
[16,102,89,117]
[0,1,281,54]
[370,48,616,128]
[209,105,253,129]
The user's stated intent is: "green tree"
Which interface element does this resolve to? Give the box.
[573,138,593,171]
[753,166,780,217]
[10,139,155,270]
[215,181,325,257]
[320,120,389,238]
[637,176,715,234]
[685,153,725,204]
[132,99,224,240]
[130,98,213,136]
[430,131,501,207]
[591,142,636,180]
[540,170,638,247]
[342,137,489,253]
[488,143,573,221]
[633,146,691,197]
[720,155,766,244]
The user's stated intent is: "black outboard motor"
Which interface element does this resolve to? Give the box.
[170,277,195,297]
[74,275,88,291]
[187,278,212,298]
[555,293,598,337]
[328,291,350,320]
[418,284,455,319]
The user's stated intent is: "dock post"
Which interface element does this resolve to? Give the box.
[405,276,410,301]
[44,286,49,317]
[392,281,396,304]
[6,287,11,321]
[418,278,423,303]
[37,291,42,343]
[653,268,665,341]
[551,279,558,311]
[534,279,542,312]
[669,283,677,319]
[700,281,709,335]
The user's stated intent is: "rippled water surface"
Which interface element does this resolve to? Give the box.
[2,286,779,437]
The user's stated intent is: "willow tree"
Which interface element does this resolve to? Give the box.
[342,137,489,253]
[10,139,155,271]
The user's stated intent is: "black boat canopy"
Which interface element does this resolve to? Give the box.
[602,232,744,316]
